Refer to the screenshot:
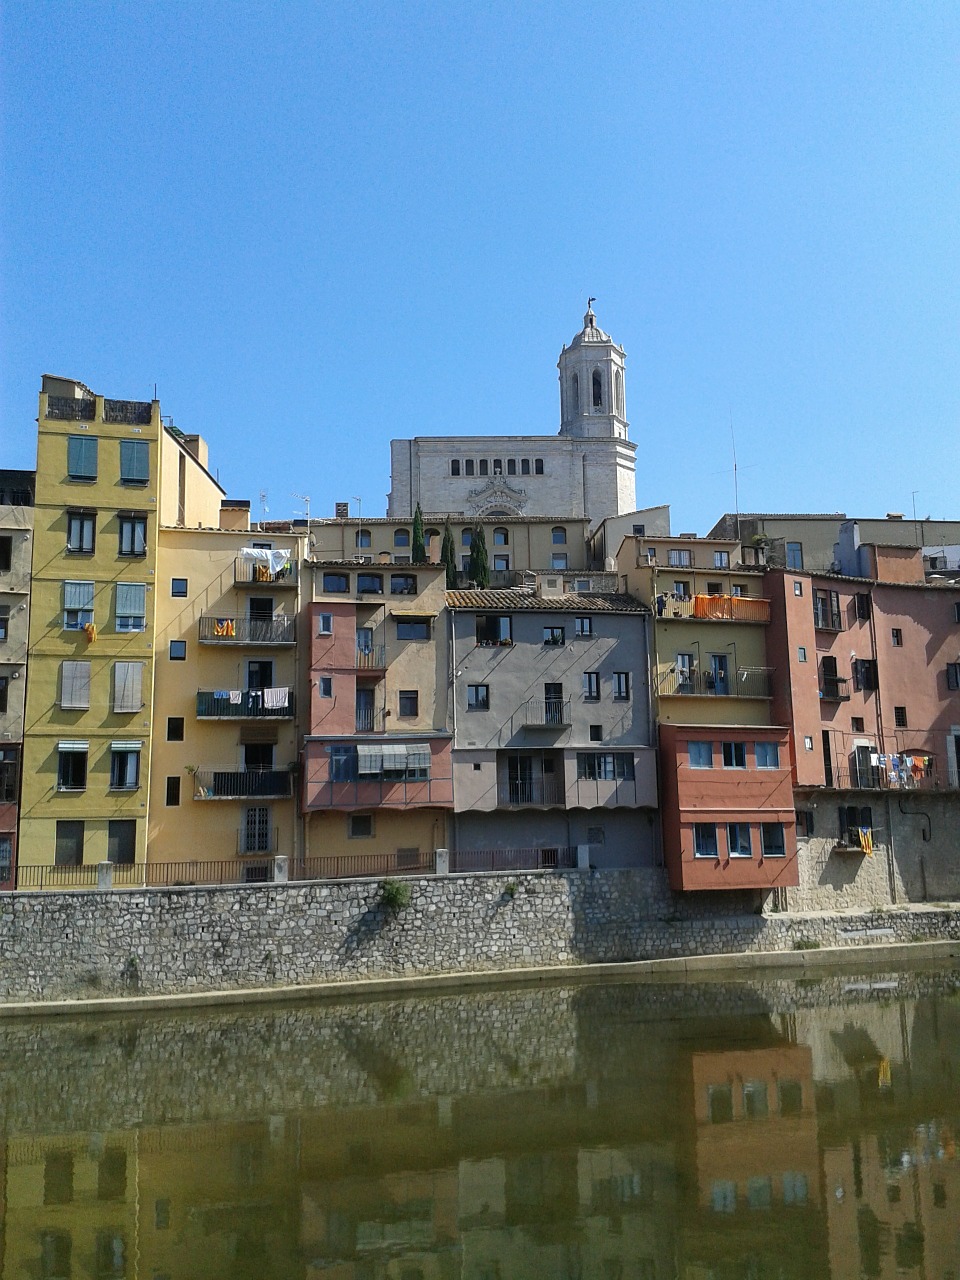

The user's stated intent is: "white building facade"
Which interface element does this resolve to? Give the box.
[387,305,638,522]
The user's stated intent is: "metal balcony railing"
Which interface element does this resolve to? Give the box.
[234,557,298,587]
[658,667,774,698]
[497,779,566,806]
[103,398,152,424]
[198,615,296,644]
[192,768,293,800]
[355,707,385,732]
[813,603,843,631]
[46,395,95,420]
[820,677,850,702]
[655,594,771,623]
[196,689,295,718]
[522,698,572,727]
[355,645,386,669]
[823,762,949,792]
[450,846,577,873]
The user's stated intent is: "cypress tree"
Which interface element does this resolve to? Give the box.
[468,525,489,588]
[440,519,458,589]
[412,503,426,563]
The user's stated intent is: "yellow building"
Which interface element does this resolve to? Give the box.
[19,377,224,878]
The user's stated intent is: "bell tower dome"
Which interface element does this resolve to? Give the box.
[557,300,628,440]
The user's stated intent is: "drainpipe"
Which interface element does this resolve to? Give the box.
[449,605,458,854]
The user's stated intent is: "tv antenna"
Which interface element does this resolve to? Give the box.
[292,491,311,526]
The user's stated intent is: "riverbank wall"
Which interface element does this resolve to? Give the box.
[1,868,959,1005]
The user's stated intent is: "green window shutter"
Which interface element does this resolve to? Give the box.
[64,580,94,611]
[67,435,98,479]
[115,582,146,618]
[61,660,91,709]
[113,661,144,713]
[119,440,149,483]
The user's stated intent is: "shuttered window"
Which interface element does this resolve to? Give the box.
[67,435,98,480]
[119,440,149,485]
[115,582,146,632]
[113,662,143,713]
[63,581,94,629]
[60,661,91,709]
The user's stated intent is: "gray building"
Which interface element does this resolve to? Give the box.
[446,580,658,868]
[0,469,34,889]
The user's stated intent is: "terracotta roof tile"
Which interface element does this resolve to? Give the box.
[445,589,647,614]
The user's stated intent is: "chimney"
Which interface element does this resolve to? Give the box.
[181,434,209,469]
[220,498,250,532]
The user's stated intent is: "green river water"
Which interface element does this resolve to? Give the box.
[1,964,959,1279]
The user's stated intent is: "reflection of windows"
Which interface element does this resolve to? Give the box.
[711,1180,737,1214]
[783,1172,808,1206]
[755,741,779,768]
[689,741,713,768]
[747,1176,772,1210]
[742,1080,768,1117]
[95,1231,127,1277]
[44,1152,74,1205]
[708,1083,733,1123]
[476,614,511,645]
[778,1079,803,1115]
[40,1230,72,1279]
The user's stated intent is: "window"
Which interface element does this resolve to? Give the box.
[322,572,349,592]
[357,573,383,593]
[673,580,690,599]
[694,823,718,857]
[576,753,635,780]
[461,528,472,547]
[583,672,600,701]
[713,550,730,568]
[706,581,723,595]
[574,616,592,637]
[0,536,10,571]
[796,810,815,837]
[722,741,746,768]
[112,661,143,713]
[743,1081,768,1117]
[520,458,530,475]
[668,549,692,567]
[165,776,180,806]
[67,434,98,479]
[355,527,371,548]
[589,724,602,741]
[793,580,803,596]
[155,1198,171,1229]
[797,646,808,663]
[396,616,431,640]
[761,823,786,857]
[689,741,713,768]
[493,554,510,571]
[851,716,864,732]
[0,675,6,712]
[785,542,803,570]
[947,662,960,691]
[393,527,410,547]
[479,458,488,476]
[803,735,814,750]
[755,741,780,769]
[727,823,752,856]
[110,745,141,790]
[317,612,333,634]
[40,1230,73,1279]
[467,684,489,710]
[813,589,842,630]
[0,749,15,802]
[852,658,878,692]
[57,744,87,791]
[731,583,746,597]
[507,459,516,475]
[119,439,149,485]
[613,672,630,701]
[632,523,646,536]
[778,1080,803,1115]
[167,716,184,741]
[534,458,544,474]
[63,580,94,630]
[115,582,146,632]
[54,819,84,867]
[839,804,872,842]
[171,577,187,597]
[44,1151,74,1205]
[398,689,419,717]
[318,676,332,697]
[349,813,373,838]
[855,592,871,621]
[891,627,903,646]
[169,640,186,660]
[476,614,511,645]
[551,553,568,570]
[450,459,460,476]
[390,574,417,595]
[711,1181,737,1213]
[552,526,567,544]
[60,660,91,709]
[66,510,95,553]
[118,513,147,557]
[493,527,509,546]
[543,626,565,646]
[464,459,475,476]
[894,705,907,727]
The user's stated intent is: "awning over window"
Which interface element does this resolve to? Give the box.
[111,741,143,751]
[406,746,430,770]
[381,744,408,769]
[357,744,383,774]
[58,741,89,752]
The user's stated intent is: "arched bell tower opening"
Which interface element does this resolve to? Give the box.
[557,300,628,440]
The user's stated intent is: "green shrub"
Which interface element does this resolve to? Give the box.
[380,879,412,913]
[793,938,821,951]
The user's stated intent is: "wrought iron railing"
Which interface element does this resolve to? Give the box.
[658,667,773,698]
[192,768,294,799]
[354,707,385,732]
[46,395,95,420]
[103,398,152,424]
[449,846,576,873]
[234,558,298,587]
[198,615,296,644]
[822,762,948,792]
[196,689,295,718]
[497,779,566,806]
[291,850,436,881]
[522,698,572,727]
[820,677,850,702]
[355,645,386,669]
[655,594,771,623]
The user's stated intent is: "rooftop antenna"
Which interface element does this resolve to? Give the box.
[259,489,269,520]
[911,489,920,548]
[292,491,311,526]
[730,410,740,542]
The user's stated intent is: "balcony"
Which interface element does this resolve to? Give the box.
[355,707,386,732]
[355,645,386,670]
[234,557,298,588]
[522,698,572,727]
[655,594,771,623]
[103,398,152,424]
[497,779,566,806]
[46,395,95,421]
[823,760,949,792]
[192,768,294,800]
[199,615,296,645]
[196,688,295,719]
[658,666,774,698]
[813,603,843,631]
[820,677,850,702]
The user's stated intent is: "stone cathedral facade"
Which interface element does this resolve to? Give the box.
[387,304,638,522]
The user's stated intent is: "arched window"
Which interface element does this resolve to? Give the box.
[552,526,567,545]
[450,459,461,477]
[464,459,475,476]
[394,528,410,547]
[534,458,544,475]
[461,528,472,547]
[479,459,489,476]
[615,369,624,417]
[356,528,371,549]
[592,370,603,409]
[425,528,440,547]
[572,373,580,414]
[493,458,502,475]
[494,527,509,546]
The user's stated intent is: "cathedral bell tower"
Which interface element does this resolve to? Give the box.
[557,300,628,440]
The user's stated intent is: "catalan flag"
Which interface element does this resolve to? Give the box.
[858,827,873,856]
[213,618,235,638]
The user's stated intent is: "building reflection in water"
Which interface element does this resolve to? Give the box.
[0,976,958,1279]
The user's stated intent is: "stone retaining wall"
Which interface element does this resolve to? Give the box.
[1,869,959,1004]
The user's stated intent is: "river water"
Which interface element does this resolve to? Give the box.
[1,965,959,1279]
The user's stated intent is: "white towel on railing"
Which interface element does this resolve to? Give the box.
[228,690,243,704]
[263,686,288,709]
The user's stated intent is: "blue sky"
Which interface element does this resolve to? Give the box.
[2,1,958,529]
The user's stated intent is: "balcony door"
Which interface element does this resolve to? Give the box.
[709,654,729,695]
[544,683,564,725]
[676,652,694,693]
[356,687,375,731]
[244,743,273,772]
[508,754,534,804]
[357,626,374,654]
[249,595,273,641]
